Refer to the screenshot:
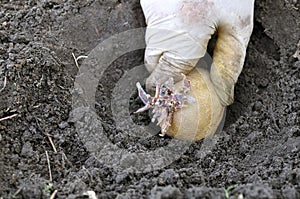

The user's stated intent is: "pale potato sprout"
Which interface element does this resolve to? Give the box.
[135,75,195,136]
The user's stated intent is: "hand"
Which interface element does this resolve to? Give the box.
[141,0,254,106]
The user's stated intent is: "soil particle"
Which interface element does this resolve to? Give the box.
[184,187,224,199]
[157,169,179,185]
[20,141,34,158]
[232,184,274,199]
[150,185,183,199]
[282,184,298,199]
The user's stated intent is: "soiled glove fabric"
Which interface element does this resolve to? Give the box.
[141,0,254,106]
[140,0,254,140]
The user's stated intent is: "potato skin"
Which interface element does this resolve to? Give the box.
[166,68,225,141]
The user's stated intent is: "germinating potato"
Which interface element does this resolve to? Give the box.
[167,67,225,141]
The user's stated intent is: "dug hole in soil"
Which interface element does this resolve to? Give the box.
[0,0,299,198]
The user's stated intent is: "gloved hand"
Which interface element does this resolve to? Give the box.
[141,0,254,106]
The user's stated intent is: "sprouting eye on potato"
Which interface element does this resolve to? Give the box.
[135,68,225,141]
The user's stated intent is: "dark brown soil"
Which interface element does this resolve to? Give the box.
[0,0,299,198]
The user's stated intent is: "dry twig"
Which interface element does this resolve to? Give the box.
[50,190,58,199]
[269,104,280,132]
[0,113,18,122]
[72,52,88,70]
[0,76,7,93]
[47,136,57,154]
[45,151,52,182]
[72,53,79,69]
[76,55,88,60]
[12,187,22,198]
[34,117,57,153]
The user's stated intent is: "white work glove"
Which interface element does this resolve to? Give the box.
[141,0,254,106]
